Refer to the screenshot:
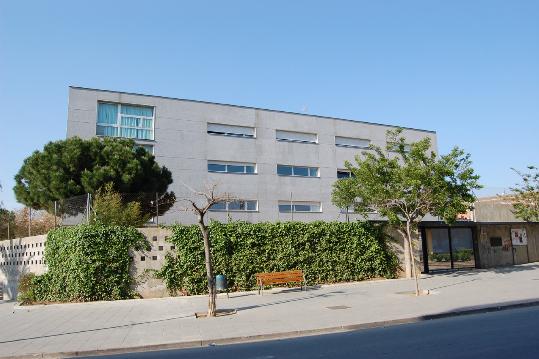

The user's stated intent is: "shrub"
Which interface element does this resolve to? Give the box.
[21,224,149,303]
[91,183,149,227]
[157,221,398,295]
[17,272,37,304]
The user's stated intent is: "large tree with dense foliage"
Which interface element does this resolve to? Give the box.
[510,166,539,222]
[331,129,481,295]
[14,137,175,216]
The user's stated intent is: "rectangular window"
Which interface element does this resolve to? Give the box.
[337,170,354,179]
[97,102,154,140]
[335,136,370,149]
[277,165,319,177]
[278,201,321,213]
[276,130,317,144]
[209,200,258,212]
[207,123,255,138]
[136,144,154,154]
[208,161,256,174]
[388,142,412,153]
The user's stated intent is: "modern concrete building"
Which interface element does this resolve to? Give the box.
[66,86,437,224]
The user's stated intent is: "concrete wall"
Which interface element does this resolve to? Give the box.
[476,223,539,268]
[1,226,413,300]
[0,229,173,301]
[473,197,524,223]
[67,87,437,225]
[0,235,48,300]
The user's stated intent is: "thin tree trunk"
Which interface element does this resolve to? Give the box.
[402,232,411,278]
[406,221,420,296]
[198,216,216,317]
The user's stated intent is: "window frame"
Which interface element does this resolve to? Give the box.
[209,199,258,212]
[207,161,257,174]
[96,102,155,141]
[277,164,319,178]
[337,169,354,179]
[207,123,256,138]
[136,144,154,155]
[276,130,318,144]
[387,142,412,153]
[278,201,322,213]
[335,136,370,149]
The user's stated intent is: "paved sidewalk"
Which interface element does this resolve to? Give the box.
[1,263,539,358]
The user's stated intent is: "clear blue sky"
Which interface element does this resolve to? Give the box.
[1,1,538,209]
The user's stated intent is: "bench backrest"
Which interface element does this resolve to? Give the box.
[255,270,304,285]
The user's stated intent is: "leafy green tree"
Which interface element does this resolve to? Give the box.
[91,183,149,227]
[14,137,175,216]
[331,129,481,295]
[510,166,539,222]
[331,178,361,222]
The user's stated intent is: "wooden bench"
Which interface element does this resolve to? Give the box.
[255,270,306,294]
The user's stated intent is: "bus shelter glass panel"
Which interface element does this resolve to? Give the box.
[426,228,452,270]
[450,228,475,269]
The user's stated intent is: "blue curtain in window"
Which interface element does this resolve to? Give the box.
[120,116,139,127]
[137,129,153,140]
[96,125,118,137]
[120,104,153,117]
[141,119,153,128]
[97,103,118,124]
[120,128,137,138]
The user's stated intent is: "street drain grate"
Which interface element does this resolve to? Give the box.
[326,305,350,310]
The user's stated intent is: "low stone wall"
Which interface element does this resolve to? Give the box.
[0,225,410,300]
[0,229,176,301]
[0,235,48,300]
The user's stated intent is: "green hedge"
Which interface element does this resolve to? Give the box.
[157,221,398,295]
[19,224,149,304]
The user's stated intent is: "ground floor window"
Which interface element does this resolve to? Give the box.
[421,227,476,272]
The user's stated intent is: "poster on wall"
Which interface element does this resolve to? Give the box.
[511,228,528,246]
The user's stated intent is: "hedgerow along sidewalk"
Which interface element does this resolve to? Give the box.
[1,263,539,358]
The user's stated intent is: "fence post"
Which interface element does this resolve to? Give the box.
[28,207,32,237]
[86,193,90,224]
[290,192,294,221]
[54,201,57,228]
[155,192,159,226]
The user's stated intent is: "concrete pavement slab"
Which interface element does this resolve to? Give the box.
[1,263,539,358]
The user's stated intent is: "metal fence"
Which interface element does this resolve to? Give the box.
[0,192,175,240]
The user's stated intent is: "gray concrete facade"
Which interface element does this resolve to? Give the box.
[67,86,437,224]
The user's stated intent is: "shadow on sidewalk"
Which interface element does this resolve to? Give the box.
[426,263,539,278]
[0,313,193,345]
[426,278,479,291]
[233,289,346,312]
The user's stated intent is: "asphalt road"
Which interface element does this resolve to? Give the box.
[83,305,539,359]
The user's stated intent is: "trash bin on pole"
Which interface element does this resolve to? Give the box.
[215,274,229,298]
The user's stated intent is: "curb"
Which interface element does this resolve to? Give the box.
[4,299,539,359]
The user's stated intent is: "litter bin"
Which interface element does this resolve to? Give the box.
[216,274,227,291]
